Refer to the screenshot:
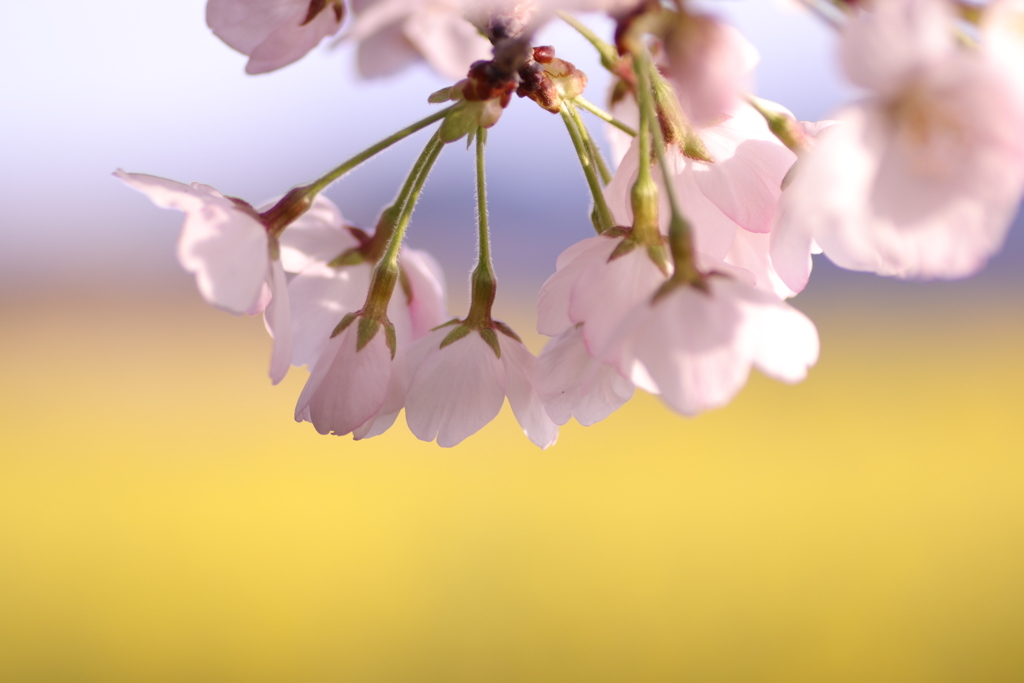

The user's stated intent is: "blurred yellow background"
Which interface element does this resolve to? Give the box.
[2,286,1022,682]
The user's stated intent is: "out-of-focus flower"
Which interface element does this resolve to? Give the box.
[345,0,493,80]
[776,0,1024,286]
[611,276,819,416]
[115,170,293,383]
[404,325,558,448]
[664,12,759,126]
[207,0,345,74]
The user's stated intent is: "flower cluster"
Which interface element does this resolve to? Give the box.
[120,0,1024,448]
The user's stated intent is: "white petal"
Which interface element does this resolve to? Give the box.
[400,248,449,339]
[692,104,796,234]
[404,330,506,448]
[245,2,343,74]
[403,8,491,80]
[537,236,614,336]
[296,325,392,436]
[117,170,269,314]
[287,262,373,368]
[536,326,633,427]
[570,246,667,359]
[352,343,409,440]
[499,333,559,449]
[265,259,293,384]
[277,195,352,273]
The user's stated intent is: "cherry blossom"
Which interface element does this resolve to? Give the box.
[537,233,668,356]
[345,0,493,80]
[536,324,634,426]
[775,0,1024,286]
[276,197,448,368]
[404,326,558,448]
[605,103,799,299]
[610,276,819,416]
[207,0,345,74]
[115,170,293,384]
[664,13,760,126]
[294,317,398,437]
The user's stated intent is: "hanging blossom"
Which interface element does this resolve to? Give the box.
[115,170,293,384]
[605,102,801,300]
[535,230,819,422]
[207,0,345,74]
[277,195,447,368]
[281,194,448,439]
[404,324,558,448]
[773,0,1024,289]
[662,10,760,126]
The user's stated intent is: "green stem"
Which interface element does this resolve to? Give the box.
[379,131,445,268]
[467,128,497,327]
[305,104,456,197]
[360,133,444,262]
[360,130,445,323]
[560,105,615,234]
[746,95,810,156]
[556,11,620,71]
[569,102,612,185]
[573,96,638,137]
[637,52,699,283]
[475,128,493,275]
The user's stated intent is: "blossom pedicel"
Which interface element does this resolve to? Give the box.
[118,0,1024,447]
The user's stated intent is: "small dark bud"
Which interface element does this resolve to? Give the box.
[533,45,556,64]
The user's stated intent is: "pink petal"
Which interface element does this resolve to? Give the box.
[277,195,352,273]
[570,246,668,359]
[404,330,506,448]
[116,170,269,314]
[537,236,613,336]
[692,104,796,234]
[287,262,373,368]
[401,248,449,339]
[295,325,392,436]
[403,9,492,80]
[265,259,293,384]
[246,2,344,74]
[352,344,410,440]
[498,334,559,449]
[536,326,633,427]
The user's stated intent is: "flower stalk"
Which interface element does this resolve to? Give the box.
[344,129,445,352]
[262,104,456,236]
[568,102,612,185]
[573,96,638,138]
[466,128,498,331]
[560,105,615,233]
[635,50,701,289]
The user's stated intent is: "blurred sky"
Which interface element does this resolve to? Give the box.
[7,0,1019,302]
